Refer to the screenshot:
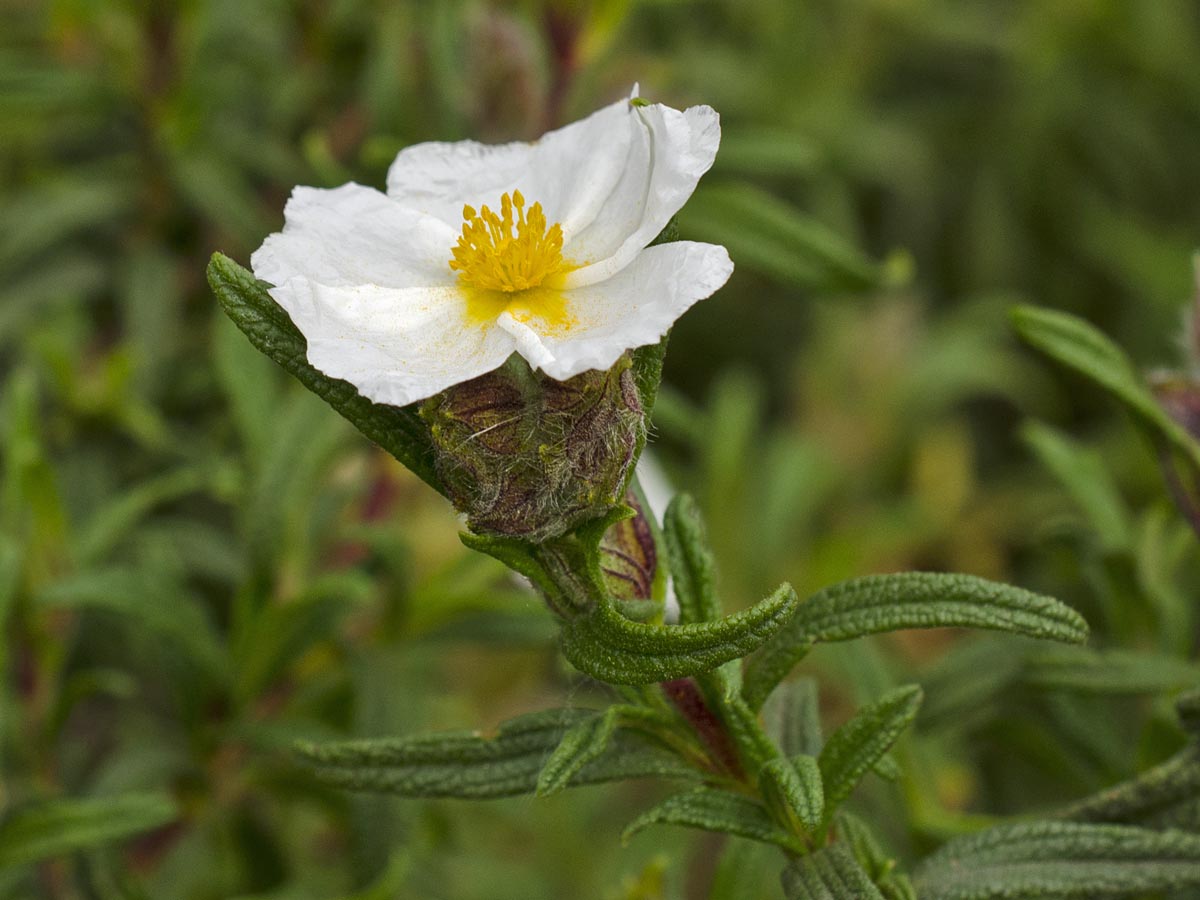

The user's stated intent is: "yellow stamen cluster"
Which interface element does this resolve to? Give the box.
[449,191,567,292]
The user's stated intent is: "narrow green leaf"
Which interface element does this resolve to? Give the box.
[536,705,669,798]
[915,821,1200,899]
[764,677,823,757]
[1021,420,1132,551]
[743,573,1087,710]
[36,568,227,683]
[233,572,375,703]
[1057,745,1200,826]
[623,788,799,850]
[297,709,698,799]
[835,812,917,900]
[1012,304,1200,474]
[761,755,824,833]
[679,183,883,292]
[1025,647,1200,695]
[0,792,177,870]
[781,844,887,900]
[663,493,721,624]
[560,583,797,684]
[206,253,444,494]
[818,685,922,818]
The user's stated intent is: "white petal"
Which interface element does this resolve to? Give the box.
[508,241,733,380]
[266,279,517,407]
[562,104,720,288]
[386,97,633,236]
[251,183,458,290]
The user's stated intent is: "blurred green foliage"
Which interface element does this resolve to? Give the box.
[2,0,1199,897]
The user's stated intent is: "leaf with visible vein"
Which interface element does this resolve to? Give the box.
[743,573,1086,709]
[560,583,797,684]
[663,493,721,625]
[781,844,887,900]
[915,821,1200,899]
[297,709,698,799]
[623,787,800,850]
[818,685,922,819]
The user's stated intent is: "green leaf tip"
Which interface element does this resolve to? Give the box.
[743,572,1087,709]
[560,582,798,684]
[623,787,801,850]
[1011,302,1200,475]
[818,685,923,820]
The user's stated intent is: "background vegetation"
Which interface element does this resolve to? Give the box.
[3,0,1200,897]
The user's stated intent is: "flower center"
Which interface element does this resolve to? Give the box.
[449,191,568,292]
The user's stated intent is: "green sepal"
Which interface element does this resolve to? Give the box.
[1012,304,1200,474]
[743,572,1087,710]
[760,754,824,834]
[623,787,801,851]
[914,821,1200,899]
[781,844,887,900]
[296,708,699,799]
[535,705,672,797]
[818,685,923,823]
[663,493,722,625]
[207,253,443,494]
[560,582,798,684]
[0,792,177,870]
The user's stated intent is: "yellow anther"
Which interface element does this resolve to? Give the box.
[449,191,569,293]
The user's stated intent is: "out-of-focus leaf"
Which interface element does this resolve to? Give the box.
[233,571,375,703]
[36,568,227,682]
[743,573,1087,709]
[1025,648,1200,695]
[678,182,883,292]
[1021,420,1132,551]
[914,822,1200,899]
[623,787,799,850]
[714,129,823,177]
[1012,304,1200,473]
[0,792,177,870]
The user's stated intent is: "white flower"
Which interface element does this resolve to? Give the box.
[251,88,733,407]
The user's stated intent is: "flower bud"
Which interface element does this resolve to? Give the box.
[420,354,644,542]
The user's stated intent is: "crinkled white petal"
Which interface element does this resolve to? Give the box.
[562,104,720,288]
[505,241,733,381]
[385,97,633,237]
[251,183,458,290]
[266,278,517,407]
